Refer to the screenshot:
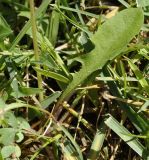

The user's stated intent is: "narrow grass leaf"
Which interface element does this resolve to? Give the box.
[58,5,99,18]
[139,49,149,60]
[60,0,77,21]
[117,0,130,7]
[42,37,70,77]
[46,4,60,46]
[18,86,43,96]
[60,142,78,160]
[55,6,90,35]
[4,103,29,112]
[95,76,138,82]
[0,15,12,39]
[138,100,149,112]
[87,122,107,160]
[136,0,149,7]
[120,60,127,95]
[41,91,61,109]
[39,52,59,70]
[34,67,69,83]
[58,125,83,160]
[30,134,62,160]
[103,67,149,133]
[10,0,52,50]
[60,140,80,160]
[105,114,147,157]
[127,58,149,94]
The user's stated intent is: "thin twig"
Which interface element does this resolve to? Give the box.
[102,92,143,106]
[62,101,95,133]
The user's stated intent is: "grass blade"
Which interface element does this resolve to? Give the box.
[58,125,84,160]
[104,114,149,158]
[46,1,60,46]
[34,67,69,83]
[117,0,130,7]
[127,57,149,94]
[103,67,149,133]
[9,0,52,51]
[87,122,107,160]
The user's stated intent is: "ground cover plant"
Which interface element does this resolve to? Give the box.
[0,0,149,159]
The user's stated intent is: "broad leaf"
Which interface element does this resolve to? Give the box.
[1,145,21,158]
[4,112,18,128]
[0,128,16,145]
[59,8,144,102]
[1,145,15,158]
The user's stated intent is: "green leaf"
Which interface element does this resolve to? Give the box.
[39,52,59,70]
[127,58,149,94]
[4,103,28,112]
[88,122,107,160]
[60,0,77,21]
[34,67,69,83]
[103,67,149,133]
[117,0,130,7]
[60,140,80,160]
[17,117,30,130]
[41,37,70,77]
[30,134,62,160]
[104,114,149,158]
[1,145,21,159]
[55,6,90,35]
[18,11,30,19]
[0,152,4,160]
[41,91,61,109]
[14,145,21,158]
[139,49,149,60]
[0,15,12,39]
[136,0,149,7]
[19,86,43,96]
[11,86,43,98]
[138,100,149,112]
[58,5,99,19]
[0,128,16,145]
[46,3,60,46]
[4,112,18,128]
[59,8,144,102]
[1,145,15,158]
[58,125,83,160]
[9,0,53,50]
[15,131,24,143]
[0,98,6,110]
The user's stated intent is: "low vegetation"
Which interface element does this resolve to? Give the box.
[0,0,149,159]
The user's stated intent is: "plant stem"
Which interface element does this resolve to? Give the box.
[29,0,43,102]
